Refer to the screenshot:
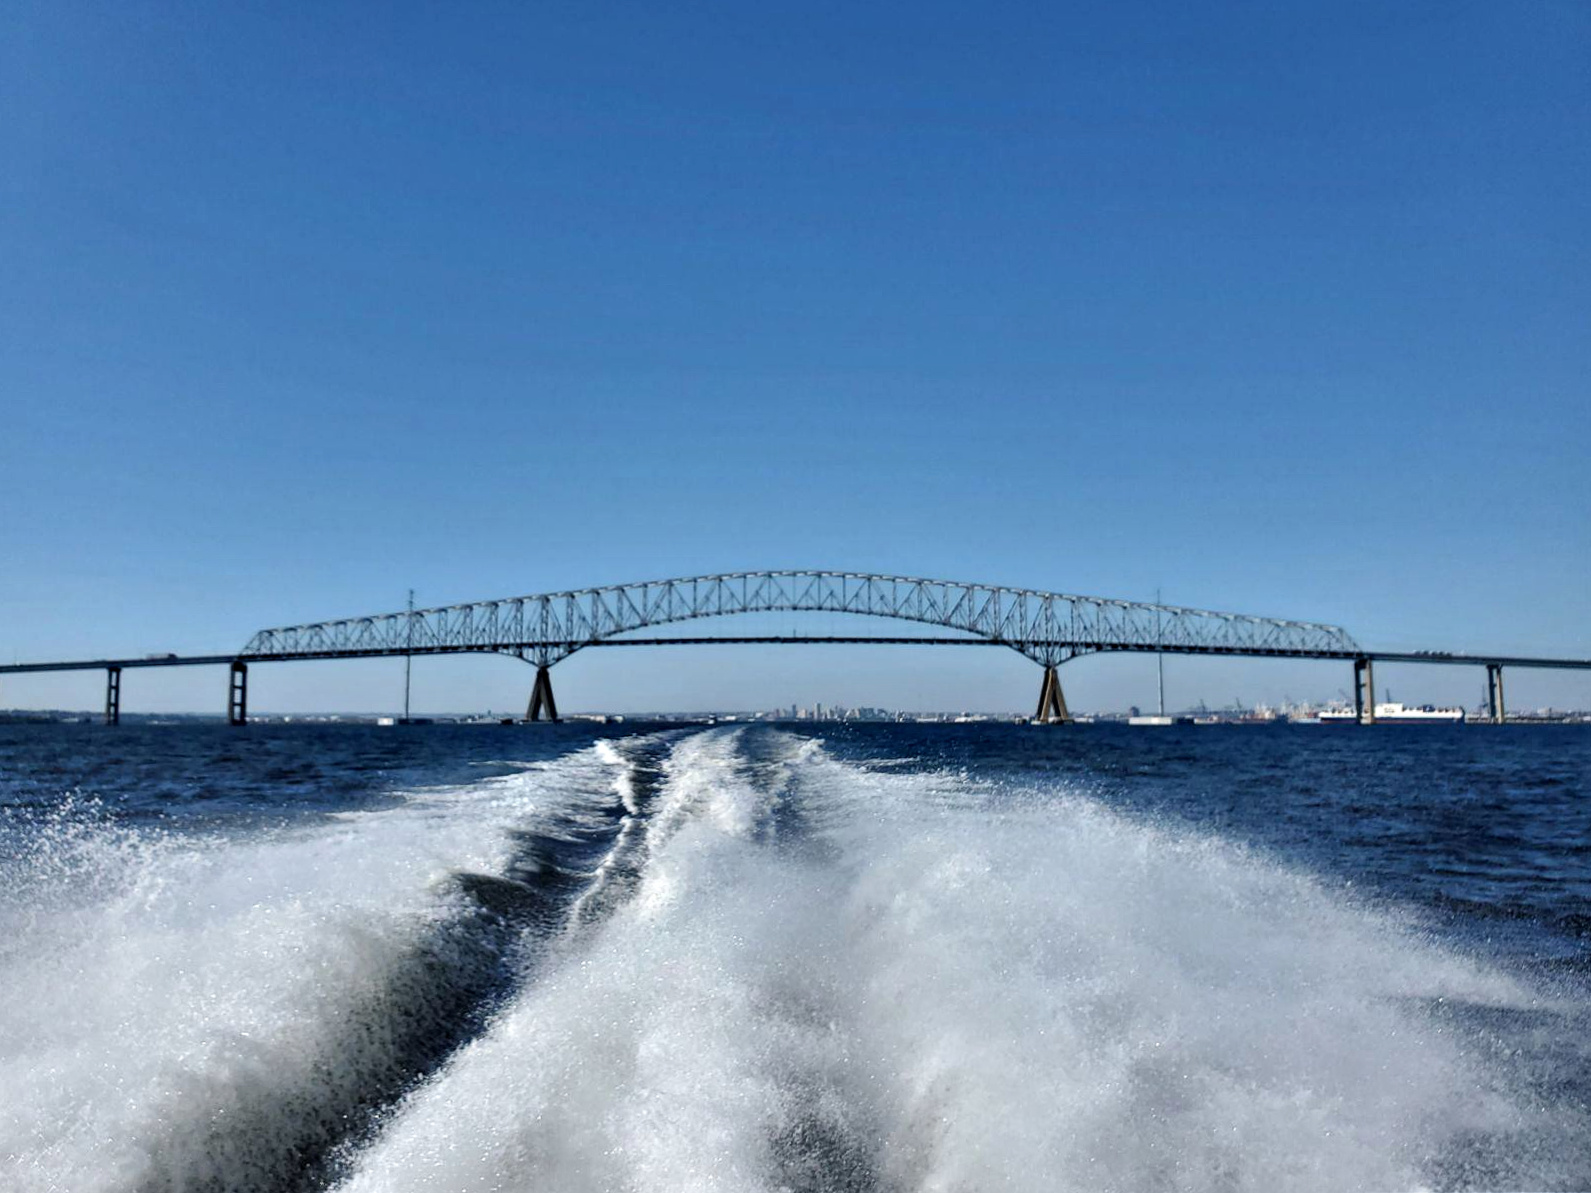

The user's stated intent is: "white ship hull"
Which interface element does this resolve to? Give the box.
[1373,702,1466,724]
[1314,703,1466,724]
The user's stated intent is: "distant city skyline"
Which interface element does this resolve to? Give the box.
[2,2,1587,715]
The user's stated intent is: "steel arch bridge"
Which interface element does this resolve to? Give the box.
[237,570,1361,721]
[6,569,1589,725]
[241,570,1359,666]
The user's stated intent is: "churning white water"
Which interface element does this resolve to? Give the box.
[334,729,1551,1192]
[0,739,647,1193]
[0,727,1570,1191]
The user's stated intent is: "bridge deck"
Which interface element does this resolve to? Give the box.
[3,640,1589,674]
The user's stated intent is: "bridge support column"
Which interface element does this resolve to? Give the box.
[1035,665,1072,724]
[1354,658,1375,724]
[1487,663,1505,725]
[525,664,560,723]
[228,662,248,726]
[105,666,121,726]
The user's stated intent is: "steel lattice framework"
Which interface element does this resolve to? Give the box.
[239,571,1360,667]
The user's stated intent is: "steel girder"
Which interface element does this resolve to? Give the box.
[238,571,1359,667]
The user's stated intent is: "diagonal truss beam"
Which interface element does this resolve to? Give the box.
[239,571,1360,667]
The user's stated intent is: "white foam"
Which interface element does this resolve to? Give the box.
[335,729,1554,1192]
[0,741,634,1193]
[5,728,1565,1192]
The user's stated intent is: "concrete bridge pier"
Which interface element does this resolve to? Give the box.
[1487,663,1506,724]
[525,664,560,723]
[1035,664,1072,723]
[1354,657,1375,724]
[228,662,248,726]
[105,666,121,726]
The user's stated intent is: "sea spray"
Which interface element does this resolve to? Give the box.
[0,738,665,1193]
[333,728,1562,1192]
[2,725,1583,1192]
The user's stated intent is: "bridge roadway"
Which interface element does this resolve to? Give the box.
[2,570,1587,725]
[5,641,1589,727]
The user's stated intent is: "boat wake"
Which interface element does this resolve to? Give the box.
[0,726,1582,1191]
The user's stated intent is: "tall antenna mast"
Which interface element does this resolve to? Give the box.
[404,588,414,723]
[1156,588,1165,717]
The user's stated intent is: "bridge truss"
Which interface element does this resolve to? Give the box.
[231,571,1363,723]
[239,571,1361,668]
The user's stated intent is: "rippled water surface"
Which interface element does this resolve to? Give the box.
[1,721,1587,1192]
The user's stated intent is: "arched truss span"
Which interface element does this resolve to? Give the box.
[239,571,1360,668]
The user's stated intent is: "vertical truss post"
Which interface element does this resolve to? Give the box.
[1486,663,1505,725]
[1354,657,1375,725]
[525,664,560,723]
[1034,664,1071,724]
[105,666,121,726]
[228,661,248,726]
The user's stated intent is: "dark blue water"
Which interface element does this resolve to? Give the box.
[2,722,1587,1191]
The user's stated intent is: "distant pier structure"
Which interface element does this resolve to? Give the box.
[2,571,1587,724]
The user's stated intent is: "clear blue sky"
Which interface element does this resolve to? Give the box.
[2,1,1587,715]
